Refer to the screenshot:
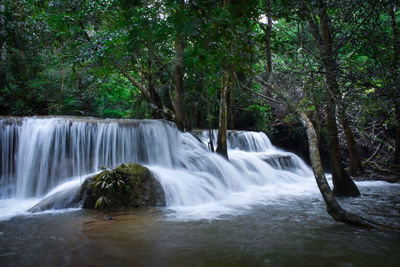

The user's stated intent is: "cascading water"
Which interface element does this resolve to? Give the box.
[0,117,180,199]
[0,116,314,220]
[200,129,273,152]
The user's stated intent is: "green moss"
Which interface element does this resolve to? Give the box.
[81,163,165,210]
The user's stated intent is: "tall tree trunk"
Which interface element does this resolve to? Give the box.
[227,65,235,129]
[339,110,363,175]
[173,0,185,131]
[216,0,230,159]
[173,33,185,131]
[395,108,400,165]
[391,3,400,165]
[77,71,83,98]
[0,1,6,91]
[207,109,215,153]
[317,2,360,197]
[261,0,273,98]
[326,100,359,196]
[227,86,234,129]
[217,56,229,159]
[61,62,65,92]
[206,77,215,153]
[265,0,272,76]
[299,111,399,231]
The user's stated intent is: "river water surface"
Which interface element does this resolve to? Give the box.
[1,180,399,267]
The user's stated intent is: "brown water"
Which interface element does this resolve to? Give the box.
[1,182,399,267]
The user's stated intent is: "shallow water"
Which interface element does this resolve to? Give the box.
[1,181,399,267]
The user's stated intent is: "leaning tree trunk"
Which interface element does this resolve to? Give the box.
[339,110,363,175]
[299,111,399,231]
[251,71,398,231]
[318,2,360,197]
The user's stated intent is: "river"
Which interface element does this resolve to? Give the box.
[0,117,399,266]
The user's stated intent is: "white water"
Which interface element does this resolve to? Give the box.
[0,116,318,221]
[0,117,179,198]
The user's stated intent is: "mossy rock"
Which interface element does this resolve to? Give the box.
[81,163,166,210]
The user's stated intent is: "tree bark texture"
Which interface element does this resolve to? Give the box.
[0,1,6,90]
[173,0,186,131]
[206,94,215,153]
[391,3,400,165]
[317,2,360,197]
[216,0,230,159]
[265,0,272,75]
[339,110,363,175]
[227,65,235,129]
[227,86,234,129]
[217,56,229,159]
[395,107,400,165]
[173,32,185,131]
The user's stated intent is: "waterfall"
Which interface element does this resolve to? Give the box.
[0,116,314,219]
[0,117,180,198]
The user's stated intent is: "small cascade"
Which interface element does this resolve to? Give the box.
[0,116,314,218]
[198,129,273,152]
[150,130,313,207]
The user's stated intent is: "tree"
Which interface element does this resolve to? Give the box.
[299,110,398,231]
[339,108,363,176]
[0,0,5,91]
[390,2,400,165]
[216,0,230,159]
[172,0,186,131]
[307,1,360,197]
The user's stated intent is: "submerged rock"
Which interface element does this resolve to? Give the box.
[28,186,82,212]
[81,163,166,210]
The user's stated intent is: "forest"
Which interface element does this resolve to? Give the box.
[2,0,399,168]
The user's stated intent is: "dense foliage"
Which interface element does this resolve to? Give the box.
[0,0,399,167]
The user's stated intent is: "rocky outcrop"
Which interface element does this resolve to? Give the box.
[80,163,166,210]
